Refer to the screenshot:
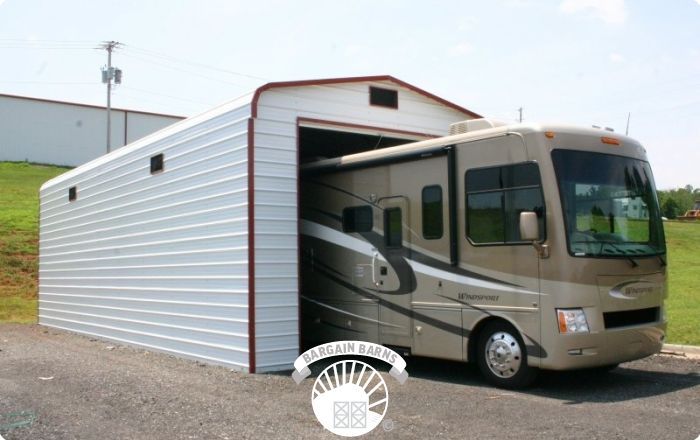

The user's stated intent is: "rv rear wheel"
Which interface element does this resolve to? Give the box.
[476,321,538,389]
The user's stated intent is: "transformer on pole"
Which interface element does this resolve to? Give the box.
[101,41,122,153]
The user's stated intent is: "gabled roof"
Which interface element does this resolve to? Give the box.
[251,75,481,119]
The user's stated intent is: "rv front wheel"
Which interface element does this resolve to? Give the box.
[476,321,537,388]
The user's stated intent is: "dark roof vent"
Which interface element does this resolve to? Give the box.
[369,86,398,109]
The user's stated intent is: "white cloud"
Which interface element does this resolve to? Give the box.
[696,0,700,6]
[560,0,628,24]
[609,52,625,63]
[448,42,474,57]
[0,0,6,6]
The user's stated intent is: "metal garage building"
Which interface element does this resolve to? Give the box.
[38,76,480,372]
[0,94,183,166]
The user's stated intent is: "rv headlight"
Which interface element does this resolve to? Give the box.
[556,308,590,334]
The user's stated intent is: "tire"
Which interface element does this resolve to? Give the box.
[476,321,538,389]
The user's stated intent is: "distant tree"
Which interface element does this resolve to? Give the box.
[661,198,680,219]
[657,184,698,217]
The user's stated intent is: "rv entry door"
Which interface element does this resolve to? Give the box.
[375,196,413,348]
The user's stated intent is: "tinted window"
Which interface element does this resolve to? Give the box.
[422,185,443,239]
[342,206,373,233]
[384,208,402,247]
[466,163,545,244]
[551,149,665,257]
[467,192,504,243]
[465,167,501,192]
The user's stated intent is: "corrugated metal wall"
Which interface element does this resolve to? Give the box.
[38,78,474,373]
[252,80,471,371]
[39,99,254,370]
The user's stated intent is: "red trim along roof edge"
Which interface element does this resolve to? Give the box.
[250,75,481,119]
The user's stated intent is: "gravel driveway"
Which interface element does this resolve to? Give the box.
[0,324,698,439]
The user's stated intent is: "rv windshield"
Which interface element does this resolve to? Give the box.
[552,149,666,257]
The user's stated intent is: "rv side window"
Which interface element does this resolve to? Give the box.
[466,163,545,245]
[342,206,373,233]
[422,185,443,239]
[384,208,402,248]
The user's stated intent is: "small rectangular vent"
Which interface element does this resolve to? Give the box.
[369,86,398,109]
[150,153,164,174]
[68,186,77,202]
[603,307,659,329]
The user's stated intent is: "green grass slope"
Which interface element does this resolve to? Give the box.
[0,162,68,322]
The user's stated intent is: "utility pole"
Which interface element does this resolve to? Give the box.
[518,107,523,123]
[625,112,631,135]
[101,41,122,153]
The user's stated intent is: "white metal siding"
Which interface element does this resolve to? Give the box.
[39,100,253,370]
[0,95,182,167]
[252,80,472,371]
[36,78,475,373]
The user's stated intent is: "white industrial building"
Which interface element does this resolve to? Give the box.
[0,93,183,166]
[38,75,480,372]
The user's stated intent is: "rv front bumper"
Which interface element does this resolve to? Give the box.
[539,321,666,370]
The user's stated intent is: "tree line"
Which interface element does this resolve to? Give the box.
[657,185,700,219]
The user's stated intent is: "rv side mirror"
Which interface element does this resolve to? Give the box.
[519,211,539,242]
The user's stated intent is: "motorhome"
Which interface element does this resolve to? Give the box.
[299,119,667,388]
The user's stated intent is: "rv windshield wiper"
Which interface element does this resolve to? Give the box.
[600,241,638,267]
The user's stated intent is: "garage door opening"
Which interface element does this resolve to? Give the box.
[297,122,428,351]
[299,125,422,163]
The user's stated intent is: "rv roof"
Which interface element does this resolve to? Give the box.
[301,121,642,172]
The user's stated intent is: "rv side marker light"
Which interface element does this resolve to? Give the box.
[601,136,620,145]
[544,131,555,139]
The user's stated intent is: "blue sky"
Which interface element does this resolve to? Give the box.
[0,0,698,189]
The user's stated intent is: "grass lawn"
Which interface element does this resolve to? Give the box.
[662,221,700,345]
[0,162,69,322]
[0,162,698,345]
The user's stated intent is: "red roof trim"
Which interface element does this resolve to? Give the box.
[0,93,186,119]
[250,75,481,119]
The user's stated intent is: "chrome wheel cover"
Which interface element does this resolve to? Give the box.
[485,331,522,379]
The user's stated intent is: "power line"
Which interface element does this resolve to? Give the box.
[0,80,97,85]
[0,39,97,50]
[123,44,268,81]
[119,86,214,106]
[0,38,96,43]
[119,52,253,88]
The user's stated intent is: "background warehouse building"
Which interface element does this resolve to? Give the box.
[0,93,183,166]
[38,76,480,372]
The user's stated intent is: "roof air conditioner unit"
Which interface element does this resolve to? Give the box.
[449,118,509,135]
